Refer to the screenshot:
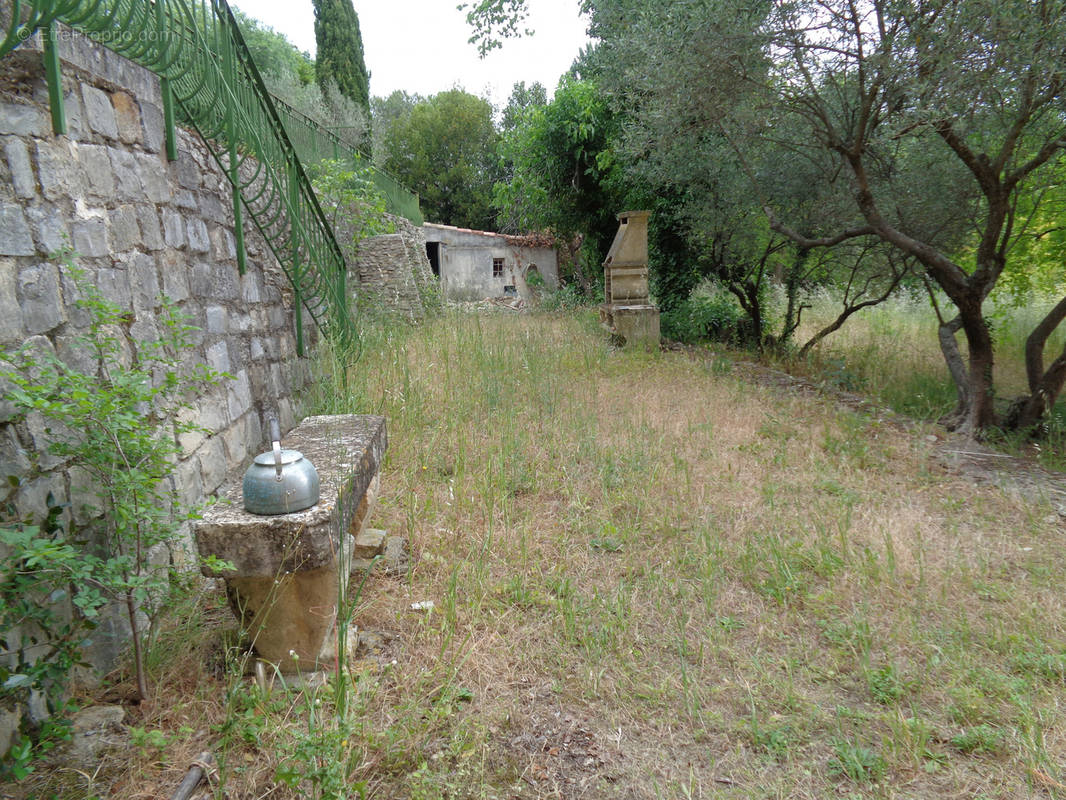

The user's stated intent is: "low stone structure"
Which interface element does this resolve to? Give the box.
[350,214,438,318]
[193,414,387,671]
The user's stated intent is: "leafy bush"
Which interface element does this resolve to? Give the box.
[661,286,746,344]
[1,251,226,715]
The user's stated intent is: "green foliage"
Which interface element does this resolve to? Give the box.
[495,76,623,285]
[950,724,1005,755]
[828,738,886,782]
[0,250,226,706]
[312,0,370,116]
[382,90,500,229]
[232,10,314,86]
[458,0,533,57]
[308,158,393,250]
[661,285,746,345]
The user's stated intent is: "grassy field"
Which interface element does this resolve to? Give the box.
[792,288,1066,468]
[21,309,1066,799]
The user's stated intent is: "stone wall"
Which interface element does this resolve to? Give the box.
[350,214,438,319]
[0,35,312,670]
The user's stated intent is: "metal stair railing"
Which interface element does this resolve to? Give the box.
[1,0,417,351]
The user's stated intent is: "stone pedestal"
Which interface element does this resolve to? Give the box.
[601,211,660,349]
[194,414,386,672]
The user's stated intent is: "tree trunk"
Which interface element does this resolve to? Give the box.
[955,305,998,434]
[936,316,970,429]
[1006,294,1066,430]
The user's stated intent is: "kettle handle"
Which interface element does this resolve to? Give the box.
[269,417,283,481]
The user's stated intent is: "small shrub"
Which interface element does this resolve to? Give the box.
[828,738,886,782]
[950,724,1005,754]
[661,287,745,344]
[867,663,905,704]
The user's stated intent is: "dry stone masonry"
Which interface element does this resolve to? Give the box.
[1,34,313,669]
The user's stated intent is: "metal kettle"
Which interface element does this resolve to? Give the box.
[242,418,320,515]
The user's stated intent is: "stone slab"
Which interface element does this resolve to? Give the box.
[194,414,387,578]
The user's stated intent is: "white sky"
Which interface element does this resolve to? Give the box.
[231,0,591,107]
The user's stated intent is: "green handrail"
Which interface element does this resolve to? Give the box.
[270,93,424,226]
[0,0,418,349]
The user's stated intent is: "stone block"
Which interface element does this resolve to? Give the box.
[135,152,170,203]
[68,465,102,525]
[161,209,185,248]
[175,455,204,511]
[61,87,86,142]
[249,337,265,360]
[71,217,108,258]
[79,144,116,201]
[199,191,226,224]
[95,267,132,310]
[26,206,69,256]
[18,262,65,334]
[137,206,163,250]
[210,226,236,261]
[0,362,16,422]
[0,102,48,136]
[241,272,263,303]
[0,203,35,256]
[205,340,231,373]
[176,406,206,455]
[197,393,229,435]
[140,101,164,154]
[82,84,119,140]
[174,189,197,210]
[36,139,87,202]
[55,333,97,376]
[108,205,140,252]
[108,147,142,201]
[186,218,210,253]
[175,152,201,189]
[222,414,251,470]
[227,369,253,421]
[0,427,30,482]
[129,252,161,310]
[197,436,227,495]
[4,137,35,199]
[14,472,67,523]
[351,528,386,560]
[111,91,141,145]
[205,304,227,334]
[160,250,189,301]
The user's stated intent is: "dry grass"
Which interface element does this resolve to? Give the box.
[14,309,1066,799]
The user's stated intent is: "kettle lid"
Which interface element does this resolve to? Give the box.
[253,448,306,467]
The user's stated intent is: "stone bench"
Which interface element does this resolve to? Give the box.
[193,414,386,671]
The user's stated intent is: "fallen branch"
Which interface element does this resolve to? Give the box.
[170,751,216,800]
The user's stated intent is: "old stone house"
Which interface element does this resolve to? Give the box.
[421,223,558,301]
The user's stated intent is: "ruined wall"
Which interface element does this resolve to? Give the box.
[351,214,438,318]
[0,34,312,669]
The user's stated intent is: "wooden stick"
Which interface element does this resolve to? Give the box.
[170,751,215,800]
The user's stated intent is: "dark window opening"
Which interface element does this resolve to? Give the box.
[426,242,441,277]
[492,257,505,278]
[504,285,517,296]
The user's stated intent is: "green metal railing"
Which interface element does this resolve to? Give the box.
[0,0,420,349]
[271,94,424,225]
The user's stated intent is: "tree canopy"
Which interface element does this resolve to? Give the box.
[380,89,500,230]
[312,0,371,117]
